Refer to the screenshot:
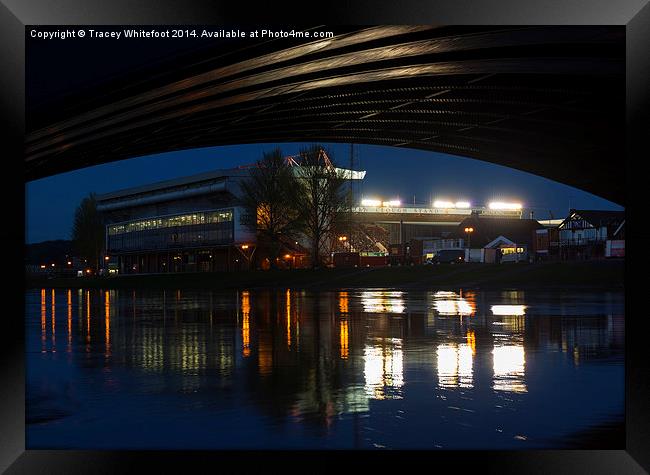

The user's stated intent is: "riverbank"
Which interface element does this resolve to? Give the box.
[26,259,624,291]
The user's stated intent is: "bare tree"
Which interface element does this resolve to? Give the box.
[71,193,105,272]
[293,146,350,269]
[238,148,300,267]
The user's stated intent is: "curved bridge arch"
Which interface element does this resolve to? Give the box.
[26,26,625,204]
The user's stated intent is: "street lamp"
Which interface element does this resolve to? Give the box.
[338,236,348,250]
[238,244,255,270]
[464,227,474,262]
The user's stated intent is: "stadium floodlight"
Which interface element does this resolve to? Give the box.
[361,198,381,207]
[455,201,471,208]
[383,200,401,207]
[488,202,523,210]
[433,200,455,208]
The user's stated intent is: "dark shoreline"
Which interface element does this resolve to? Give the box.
[26,260,624,291]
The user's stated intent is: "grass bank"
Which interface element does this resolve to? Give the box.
[27,259,624,291]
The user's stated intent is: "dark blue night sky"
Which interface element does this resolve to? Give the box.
[25,142,623,243]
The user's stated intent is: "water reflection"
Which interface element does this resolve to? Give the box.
[339,291,349,314]
[241,290,250,357]
[67,290,72,352]
[339,292,350,360]
[286,289,292,349]
[105,290,111,357]
[493,344,527,393]
[139,326,164,373]
[364,338,404,400]
[467,330,476,355]
[432,291,475,316]
[437,342,473,389]
[492,305,527,316]
[86,290,91,348]
[340,319,349,360]
[361,290,405,313]
[51,289,56,351]
[26,287,624,449]
[40,288,46,353]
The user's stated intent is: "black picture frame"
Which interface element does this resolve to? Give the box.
[3,1,648,473]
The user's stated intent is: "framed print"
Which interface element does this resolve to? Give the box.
[2,0,648,473]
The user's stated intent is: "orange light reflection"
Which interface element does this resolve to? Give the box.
[51,289,56,351]
[105,291,111,356]
[339,291,349,314]
[286,289,291,349]
[242,291,250,357]
[67,290,72,351]
[40,289,46,352]
[467,329,476,355]
[340,319,349,359]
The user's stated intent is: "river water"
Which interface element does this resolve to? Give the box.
[26,287,624,449]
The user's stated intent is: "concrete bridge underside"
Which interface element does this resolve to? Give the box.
[26,26,625,204]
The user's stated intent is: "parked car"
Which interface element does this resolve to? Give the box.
[431,249,465,264]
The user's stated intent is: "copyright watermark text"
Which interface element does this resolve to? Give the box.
[29,28,335,41]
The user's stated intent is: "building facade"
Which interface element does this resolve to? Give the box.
[605,220,625,258]
[453,216,544,263]
[557,210,625,260]
[98,169,256,274]
[97,163,551,273]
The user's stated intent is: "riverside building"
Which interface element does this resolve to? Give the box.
[97,169,256,274]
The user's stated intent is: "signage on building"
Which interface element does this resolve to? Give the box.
[352,206,472,215]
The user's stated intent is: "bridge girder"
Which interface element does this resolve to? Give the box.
[26,26,625,204]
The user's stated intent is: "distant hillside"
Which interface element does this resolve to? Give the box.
[25,240,74,265]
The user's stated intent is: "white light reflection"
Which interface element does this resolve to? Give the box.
[364,338,404,399]
[139,327,164,372]
[492,345,527,393]
[433,291,474,316]
[491,305,527,316]
[437,343,474,389]
[361,291,405,314]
